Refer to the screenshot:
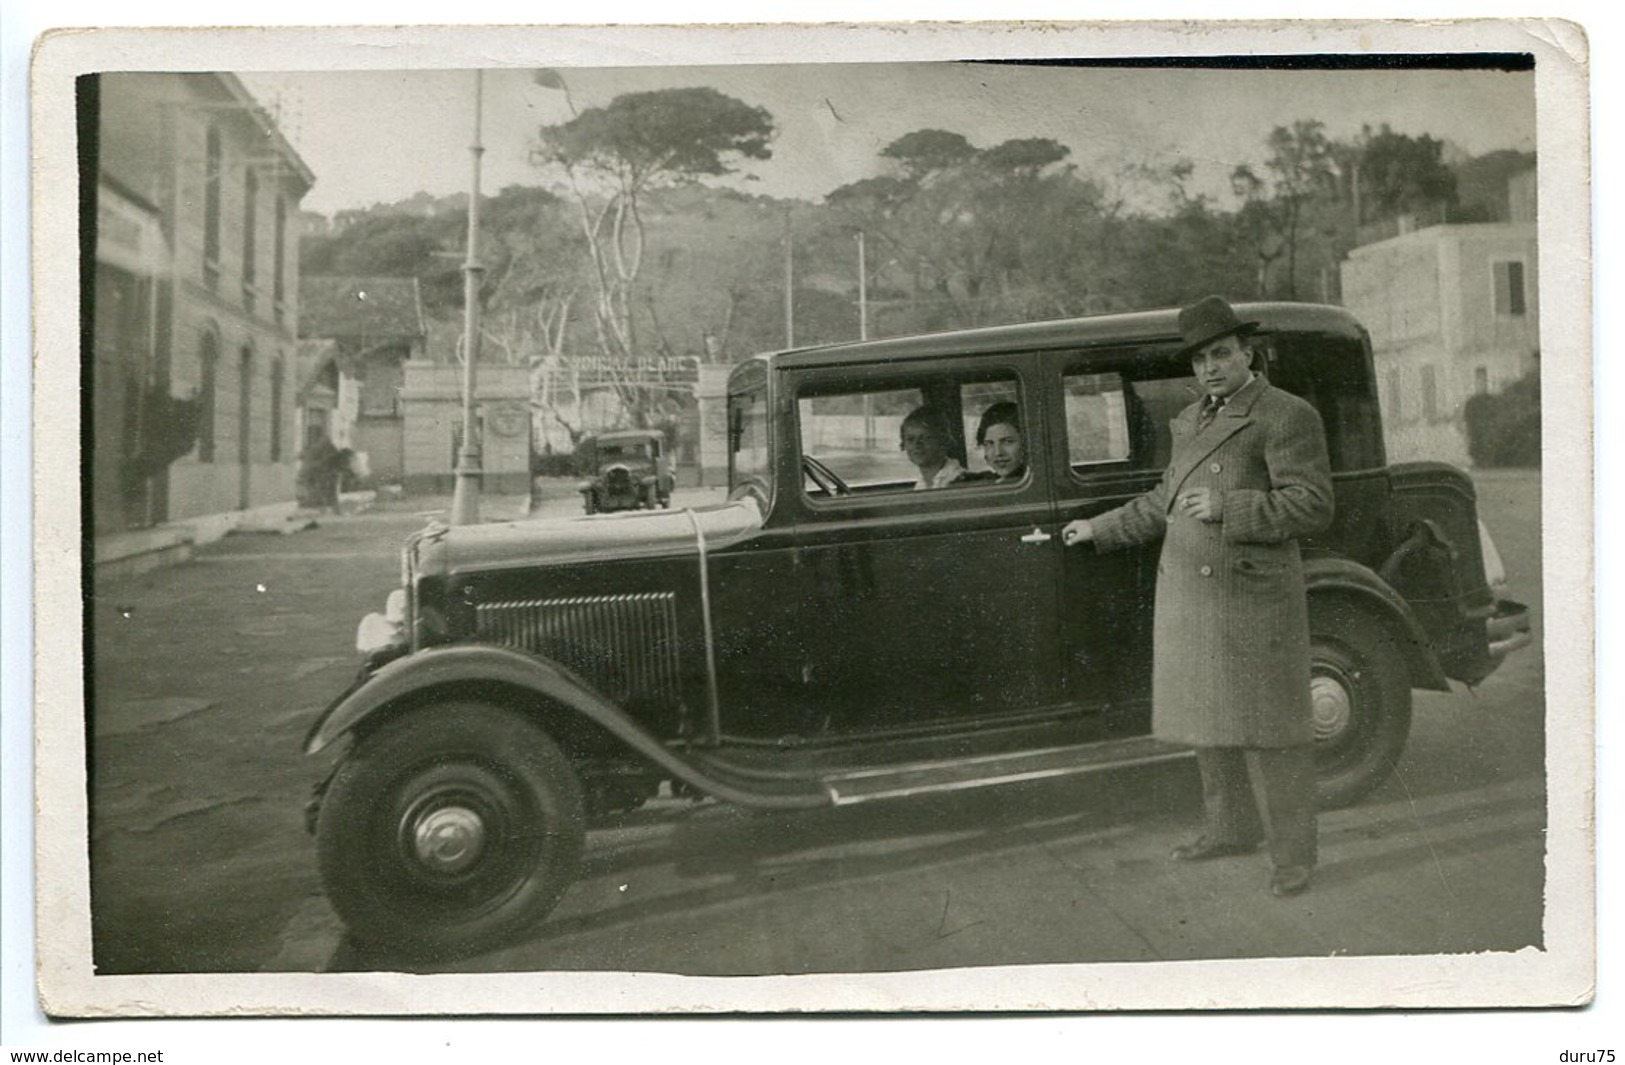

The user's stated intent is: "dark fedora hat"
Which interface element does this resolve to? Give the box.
[1175,295,1258,358]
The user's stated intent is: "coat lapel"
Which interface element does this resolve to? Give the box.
[1164,380,1267,503]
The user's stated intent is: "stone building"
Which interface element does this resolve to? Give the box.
[1340,168,1539,465]
[297,276,428,485]
[91,72,314,561]
[400,362,533,499]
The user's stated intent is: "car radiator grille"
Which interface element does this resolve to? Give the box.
[474,592,682,704]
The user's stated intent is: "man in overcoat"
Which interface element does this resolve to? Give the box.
[1062,295,1334,897]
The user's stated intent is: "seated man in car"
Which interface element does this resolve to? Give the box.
[901,405,967,490]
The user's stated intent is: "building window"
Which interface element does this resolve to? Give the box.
[273,195,287,323]
[1386,366,1403,419]
[1493,259,1527,317]
[239,347,255,468]
[203,125,221,288]
[1475,366,1490,395]
[198,331,219,462]
[1421,364,1439,420]
[305,407,330,455]
[270,357,285,462]
[242,168,258,311]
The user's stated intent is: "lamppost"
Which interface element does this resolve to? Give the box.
[450,70,486,526]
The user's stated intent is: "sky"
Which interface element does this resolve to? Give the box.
[239,61,1536,217]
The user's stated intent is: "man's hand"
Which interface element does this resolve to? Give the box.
[1062,518,1095,546]
[1176,488,1222,522]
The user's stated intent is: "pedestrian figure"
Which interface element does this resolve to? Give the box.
[298,435,346,512]
[1062,295,1334,897]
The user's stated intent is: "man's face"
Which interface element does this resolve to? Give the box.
[901,423,948,470]
[1191,334,1253,399]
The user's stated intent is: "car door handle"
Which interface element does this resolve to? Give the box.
[1020,527,1052,544]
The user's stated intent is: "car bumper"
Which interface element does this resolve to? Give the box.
[1487,598,1532,660]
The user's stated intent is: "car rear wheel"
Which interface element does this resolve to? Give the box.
[316,701,584,960]
[1309,607,1412,808]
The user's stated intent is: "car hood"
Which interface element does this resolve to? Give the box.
[432,496,764,574]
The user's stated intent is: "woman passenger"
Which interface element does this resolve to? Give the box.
[900,405,965,489]
[976,402,1027,482]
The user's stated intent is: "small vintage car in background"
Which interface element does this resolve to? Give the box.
[307,302,1531,959]
[575,429,674,513]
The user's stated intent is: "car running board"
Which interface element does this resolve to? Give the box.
[817,735,1192,806]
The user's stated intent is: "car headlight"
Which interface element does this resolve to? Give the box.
[356,588,409,654]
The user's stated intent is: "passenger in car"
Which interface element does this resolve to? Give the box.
[976,402,1027,482]
[901,405,966,490]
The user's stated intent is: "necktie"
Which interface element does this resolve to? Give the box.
[1197,397,1223,430]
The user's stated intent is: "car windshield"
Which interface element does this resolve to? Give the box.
[599,441,651,461]
[727,383,772,500]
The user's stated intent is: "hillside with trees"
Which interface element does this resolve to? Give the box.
[300,88,1531,441]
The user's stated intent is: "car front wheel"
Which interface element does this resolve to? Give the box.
[1308,607,1413,809]
[316,701,584,960]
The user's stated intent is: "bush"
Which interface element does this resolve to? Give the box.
[1464,368,1540,467]
[531,449,580,477]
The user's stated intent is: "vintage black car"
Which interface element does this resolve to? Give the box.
[308,303,1531,957]
[576,429,674,513]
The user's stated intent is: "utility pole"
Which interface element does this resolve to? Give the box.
[450,70,487,526]
[858,231,873,446]
[857,230,869,341]
[783,208,794,349]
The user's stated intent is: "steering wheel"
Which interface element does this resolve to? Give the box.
[801,455,852,497]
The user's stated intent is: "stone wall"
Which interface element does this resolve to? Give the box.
[401,361,532,495]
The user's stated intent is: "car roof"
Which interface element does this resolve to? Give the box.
[751,302,1365,373]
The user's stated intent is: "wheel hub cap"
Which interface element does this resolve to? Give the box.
[412,806,486,874]
[1310,673,1353,742]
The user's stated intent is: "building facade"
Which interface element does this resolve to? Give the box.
[1340,211,1539,466]
[92,73,314,542]
[400,362,532,497]
[297,276,428,485]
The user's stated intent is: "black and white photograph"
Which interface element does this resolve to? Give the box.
[21,17,1593,1023]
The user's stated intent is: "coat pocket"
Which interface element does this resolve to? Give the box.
[1232,556,1286,579]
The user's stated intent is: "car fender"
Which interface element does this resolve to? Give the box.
[1303,556,1451,691]
[303,643,829,810]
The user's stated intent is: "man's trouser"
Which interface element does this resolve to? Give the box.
[1195,745,1318,871]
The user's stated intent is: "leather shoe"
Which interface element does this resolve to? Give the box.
[1169,836,1259,862]
[1270,866,1312,897]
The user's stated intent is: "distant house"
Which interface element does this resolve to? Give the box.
[1340,169,1539,465]
[297,276,428,485]
[294,337,352,450]
[92,72,314,557]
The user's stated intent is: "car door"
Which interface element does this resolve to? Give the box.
[766,353,1065,738]
[1045,348,1196,737]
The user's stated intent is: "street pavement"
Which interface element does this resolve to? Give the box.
[84,472,1548,977]
[86,483,723,973]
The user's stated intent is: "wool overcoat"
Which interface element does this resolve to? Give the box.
[1090,376,1333,748]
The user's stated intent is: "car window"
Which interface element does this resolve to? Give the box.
[1063,367,1194,473]
[1261,333,1386,471]
[1062,371,1133,468]
[799,386,922,490]
[796,371,1024,499]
